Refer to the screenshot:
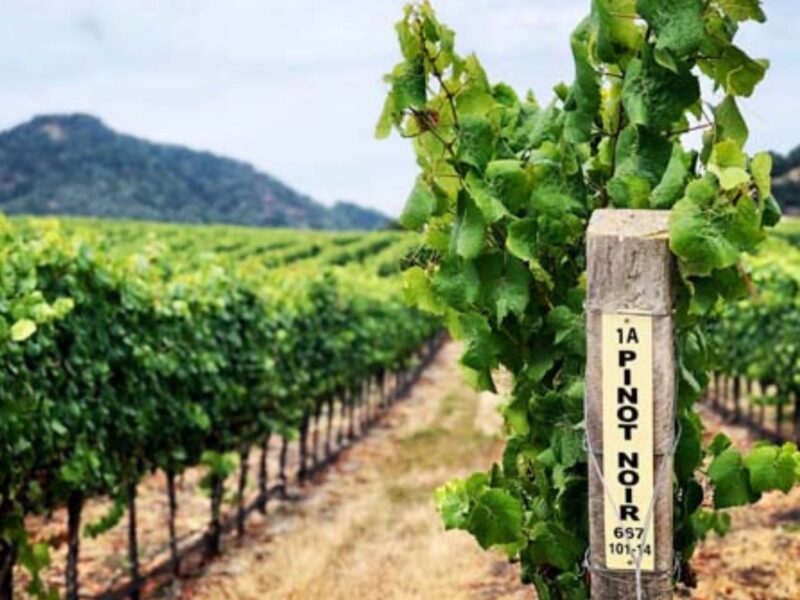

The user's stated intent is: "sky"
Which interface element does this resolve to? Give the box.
[0,1,796,217]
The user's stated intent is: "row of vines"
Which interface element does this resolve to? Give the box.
[0,216,439,599]
[708,233,800,442]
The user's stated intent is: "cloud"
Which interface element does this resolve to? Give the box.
[0,0,794,216]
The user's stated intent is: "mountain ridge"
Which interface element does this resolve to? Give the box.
[770,147,800,214]
[0,114,389,230]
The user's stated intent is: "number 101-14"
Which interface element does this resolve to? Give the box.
[608,542,652,559]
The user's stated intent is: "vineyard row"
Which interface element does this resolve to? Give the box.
[97,333,445,600]
[0,217,437,600]
[706,233,800,444]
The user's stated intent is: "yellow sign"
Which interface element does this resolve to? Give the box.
[601,313,655,571]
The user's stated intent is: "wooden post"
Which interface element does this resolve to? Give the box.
[586,210,675,599]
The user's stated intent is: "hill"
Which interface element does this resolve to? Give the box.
[329,200,391,230]
[0,114,389,230]
[771,147,800,214]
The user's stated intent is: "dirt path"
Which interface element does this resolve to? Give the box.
[164,342,529,600]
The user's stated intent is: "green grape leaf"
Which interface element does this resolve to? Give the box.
[465,172,509,224]
[716,167,750,191]
[432,258,480,310]
[592,0,642,62]
[651,143,693,209]
[691,509,731,539]
[729,194,762,248]
[708,448,758,508]
[456,83,496,117]
[494,258,532,323]
[702,46,768,98]
[458,115,495,171]
[527,100,564,147]
[751,152,772,199]
[551,425,585,469]
[638,0,705,58]
[400,179,436,230]
[529,187,585,245]
[708,139,751,191]
[454,196,486,259]
[390,57,426,109]
[528,522,584,570]
[503,396,531,436]
[713,511,732,536]
[714,96,749,148]
[435,479,471,529]
[710,139,747,169]
[709,433,732,456]
[506,218,537,261]
[402,266,445,314]
[670,180,741,276]
[459,313,499,391]
[718,0,766,23]
[547,306,582,347]
[375,94,396,139]
[486,160,531,214]
[609,125,673,207]
[564,18,601,143]
[466,489,524,549]
[52,297,75,319]
[762,195,782,227]
[622,55,700,130]
[744,444,798,494]
[675,413,703,481]
[492,82,519,107]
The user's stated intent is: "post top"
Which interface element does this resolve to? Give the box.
[587,209,670,240]
[586,209,674,315]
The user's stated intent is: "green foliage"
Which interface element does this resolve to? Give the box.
[708,234,800,404]
[707,439,800,508]
[84,496,126,539]
[0,114,388,230]
[0,215,437,596]
[379,1,795,596]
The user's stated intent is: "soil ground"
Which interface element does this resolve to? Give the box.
[20,342,800,599]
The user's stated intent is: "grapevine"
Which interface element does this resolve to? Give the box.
[709,235,800,423]
[378,1,799,597]
[0,216,438,597]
